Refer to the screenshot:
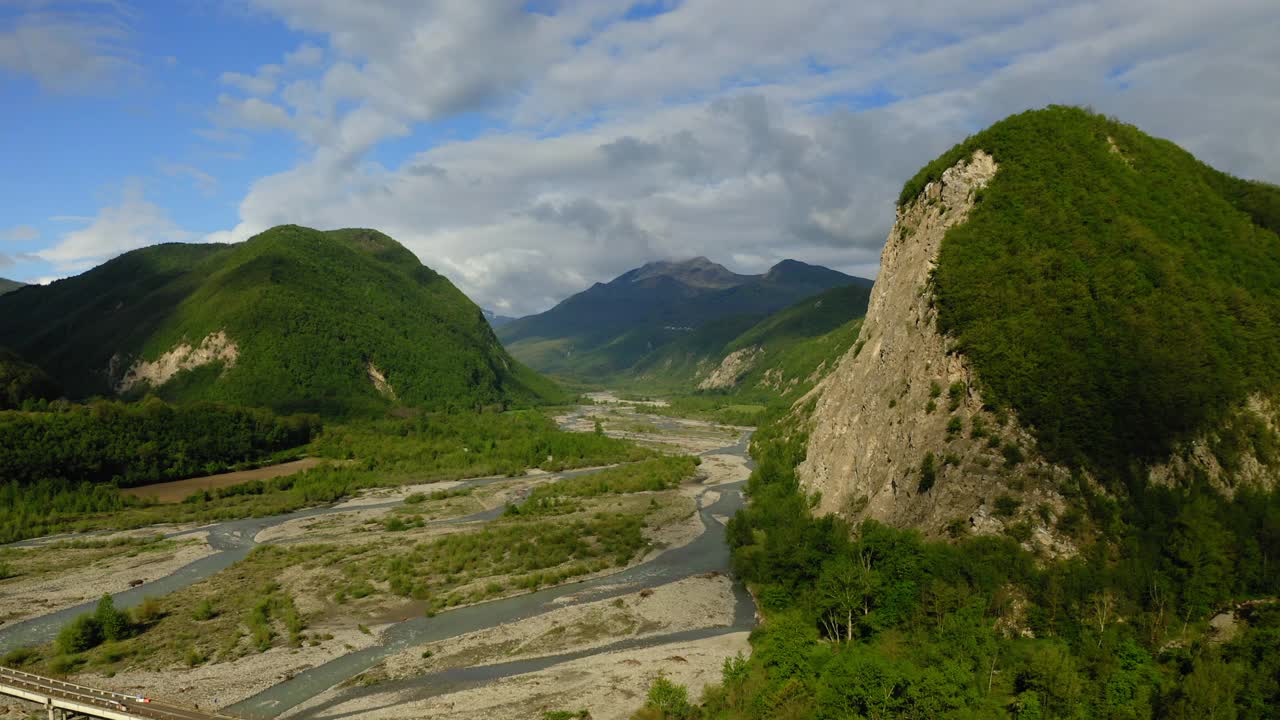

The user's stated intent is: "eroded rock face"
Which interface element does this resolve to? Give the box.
[115,331,239,393]
[796,151,1076,555]
[1146,393,1280,497]
[698,346,761,390]
[366,361,397,400]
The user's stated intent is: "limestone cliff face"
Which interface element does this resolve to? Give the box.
[114,331,239,394]
[796,151,1076,554]
[697,346,761,390]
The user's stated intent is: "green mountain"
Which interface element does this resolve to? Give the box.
[627,283,871,400]
[0,225,560,415]
[915,105,1280,476]
[0,347,60,409]
[499,256,868,380]
[0,277,24,295]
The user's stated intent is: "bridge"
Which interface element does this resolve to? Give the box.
[0,666,234,720]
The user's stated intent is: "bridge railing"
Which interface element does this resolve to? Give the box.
[0,665,237,720]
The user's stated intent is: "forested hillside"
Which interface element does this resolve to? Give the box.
[499,257,866,380]
[628,283,870,402]
[0,277,23,295]
[0,348,60,409]
[0,226,561,416]
[916,106,1280,478]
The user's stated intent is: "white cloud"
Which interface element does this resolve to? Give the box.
[0,1,135,92]
[216,94,293,130]
[38,182,194,272]
[220,69,278,96]
[198,0,1280,315]
[0,225,39,242]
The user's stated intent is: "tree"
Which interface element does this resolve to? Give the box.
[94,594,130,642]
[815,552,878,641]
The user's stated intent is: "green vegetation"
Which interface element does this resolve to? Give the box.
[915,106,1280,477]
[55,595,133,655]
[0,225,561,415]
[0,347,59,409]
[510,456,698,515]
[628,284,870,401]
[637,676,695,719]
[0,409,644,544]
[0,398,318,488]
[0,398,318,543]
[311,409,650,476]
[669,395,1280,718]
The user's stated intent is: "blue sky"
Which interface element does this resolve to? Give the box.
[2,1,1278,314]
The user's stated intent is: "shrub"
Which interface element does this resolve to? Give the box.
[947,416,963,437]
[948,381,967,411]
[1002,442,1025,467]
[56,614,103,655]
[918,453,938,493]
[970,416,988,439]
[994,494,1022,518]
[193,598,217,621]
[645,676,694,719]
[132,596,164,626]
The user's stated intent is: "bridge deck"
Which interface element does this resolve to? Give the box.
[0,666,233,720]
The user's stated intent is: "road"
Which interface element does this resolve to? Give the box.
[0,665,230,720]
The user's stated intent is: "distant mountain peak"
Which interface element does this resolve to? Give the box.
[623,256,745,289]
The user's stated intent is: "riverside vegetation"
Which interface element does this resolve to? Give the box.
[5,453,701,678]
[0,405,646,544]
[628,408,1280,719]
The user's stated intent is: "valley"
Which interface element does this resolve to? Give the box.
[2,106,1279,720]
[0,397,755,720]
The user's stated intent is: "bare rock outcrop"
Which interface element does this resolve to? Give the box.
[698,346,761,390]
[114,331,239,393]
[366,361,397,400]
[796,151,1076,554]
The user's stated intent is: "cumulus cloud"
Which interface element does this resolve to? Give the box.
[0,1,135,92]
[0,225,39,242]
[38,182,194,272]
[196,0,1280,315]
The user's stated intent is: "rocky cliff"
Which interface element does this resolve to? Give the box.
[795,151,1077,554]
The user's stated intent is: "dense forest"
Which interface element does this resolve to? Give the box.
[635,409,1280,719]
[0,399,318,488]
[0,226,561,416]
[910,106,1280,478]
[0,347,60,410]
[0,408,645,544]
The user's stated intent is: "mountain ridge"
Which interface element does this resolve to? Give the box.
[0,225,560,415]
[499,256,870,379]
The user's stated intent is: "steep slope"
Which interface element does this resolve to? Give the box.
[500,256,868,378]
[0,278,24,295]
[0,225,560,415]
[630,283,871,400]
[798,106,1280,546]
[0,347,60,409]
